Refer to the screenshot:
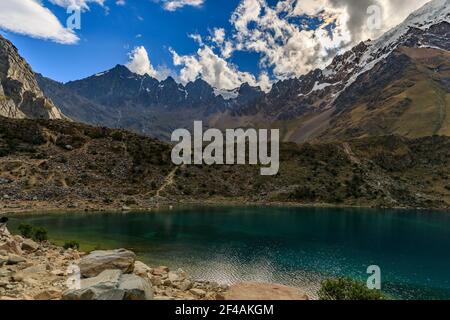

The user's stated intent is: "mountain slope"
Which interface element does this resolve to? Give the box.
[0,116,448,210]
[38,64,265,140]
[216,0,450,142]
[0,35,63,120]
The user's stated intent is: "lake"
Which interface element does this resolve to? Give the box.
[8,206,450,300]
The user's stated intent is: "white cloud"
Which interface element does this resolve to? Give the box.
[126,46,175,81]
[0,0,79,44]
[170,45,271,91]
[227,0,432,79]
[170,0,432,90]
[162,0,204,11]
[48,0,105,11]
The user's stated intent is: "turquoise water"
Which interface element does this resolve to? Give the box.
[8,206,450,299]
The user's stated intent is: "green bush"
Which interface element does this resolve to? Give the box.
[63,241,80,250]
[318,278,387,300]
[32,227,48,242]
[18,223,34,239]
[18,223,49,242]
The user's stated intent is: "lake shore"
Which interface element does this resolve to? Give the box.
[2,197,447,216]
[0,227,312,300]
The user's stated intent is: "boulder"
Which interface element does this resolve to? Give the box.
[176,279,193,291]
[119,274,153,300]
[6,254,26,265]
[0,240,22,255]
[0,255,7,266]
[168,271,184,282]
[34,289,62,300]
[63,269,153,301]
[21,239,39,252]
[152,266,169,276]
[224,282,309,300]
[133,261,152,277]
[190,288,206,298]
[78,249,136,278]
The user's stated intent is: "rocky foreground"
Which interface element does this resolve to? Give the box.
[0,227,309,300]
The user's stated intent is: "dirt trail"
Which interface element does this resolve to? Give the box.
[156,165,183,197]
[342,142,360,164]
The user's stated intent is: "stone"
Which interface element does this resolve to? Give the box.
[0,255,7,266]
[168,271,184,282]
[7,254,26,265]
[21,239,39,252]
[152,266,169,276]
[118,274,153,300]
[34,289,62,300]
[50,269,66,276]
[176,279,193,291]
[63,270,124,300]
[189,288,206,298]
[224,282,309,300]
[133,261,152,277]
[0,269,11,277]
[78,249,136,278]
[0,240,23,255]
[63,269,153,301]
[149,276,162,286]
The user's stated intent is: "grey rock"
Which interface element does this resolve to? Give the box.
[21,239,39,252]
[0,35,63,120]
[79,249,136,278]
[119,274,153,300]
[63,269,153,300]
[7,254,26,265]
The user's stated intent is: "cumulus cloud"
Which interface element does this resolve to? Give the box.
[162,0,204,11]
[126,46,175,81]
[0,0,79,44]
[48,0,105,11]
[228,0,431,79]
[170,45,271,91]
[170,0,432,90]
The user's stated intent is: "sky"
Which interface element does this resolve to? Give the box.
[0,0,433,91]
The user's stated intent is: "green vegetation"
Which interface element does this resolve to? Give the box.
[18,222,34,239]
[63,240,80,250]
[32,227,48,242]
[318,278,387,300]
[18,222,48,242]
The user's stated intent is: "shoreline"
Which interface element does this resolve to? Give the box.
[2,198,449,216]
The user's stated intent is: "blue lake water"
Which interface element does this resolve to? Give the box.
[8,206,450,299]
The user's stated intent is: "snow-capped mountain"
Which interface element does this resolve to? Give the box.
[224,0,449,142]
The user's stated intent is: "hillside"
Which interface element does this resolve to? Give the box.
[0,117,448,212]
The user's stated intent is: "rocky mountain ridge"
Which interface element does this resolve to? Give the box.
[0,35,63,120]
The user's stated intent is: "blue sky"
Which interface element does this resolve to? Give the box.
[0,0,429,89]
[2,1,242,82]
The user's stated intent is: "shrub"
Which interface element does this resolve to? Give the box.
[32,227,48,242]
[18,222,34,239]
[318,278,387,300]
[63,241,80,250]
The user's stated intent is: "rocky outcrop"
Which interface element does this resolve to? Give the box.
[0,35,63,120]
[78,249,136,278]
[63,269,153,300]
[0,227,229,300]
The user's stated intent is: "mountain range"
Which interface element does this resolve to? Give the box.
[1,0,449,143]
